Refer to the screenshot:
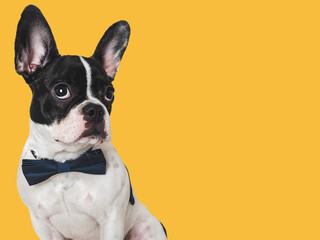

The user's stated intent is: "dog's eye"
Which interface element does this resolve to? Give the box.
[54,84,71,100]
[105,87,114,101]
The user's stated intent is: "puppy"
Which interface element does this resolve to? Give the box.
[15,5,167,240]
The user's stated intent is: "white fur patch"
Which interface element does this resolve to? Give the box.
[51,105,86,144]
[79,56,93,98]
[27,120,94,162]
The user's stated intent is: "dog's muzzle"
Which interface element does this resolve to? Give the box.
[81,103,107,139]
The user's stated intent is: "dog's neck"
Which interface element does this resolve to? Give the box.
[27,120,101,162]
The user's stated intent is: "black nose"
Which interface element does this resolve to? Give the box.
[82,103,105,123]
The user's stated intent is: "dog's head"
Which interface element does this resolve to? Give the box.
[15,5,130,147]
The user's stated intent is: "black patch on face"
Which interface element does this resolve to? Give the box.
[28,56,114,125]
[29,56,87,124]
[125,166,135,205]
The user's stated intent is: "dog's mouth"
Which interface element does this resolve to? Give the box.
[80,121,107,141]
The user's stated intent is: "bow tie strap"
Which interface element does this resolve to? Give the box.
[22,149,107,186]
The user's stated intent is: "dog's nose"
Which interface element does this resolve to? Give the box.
[82,103,105,123]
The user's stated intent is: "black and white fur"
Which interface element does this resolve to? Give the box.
[15,5,167,240]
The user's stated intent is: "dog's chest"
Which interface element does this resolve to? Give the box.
[19,171,120,240]
[36,173,93,212]
[40,174,103,238]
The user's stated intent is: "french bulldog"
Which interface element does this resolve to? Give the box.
[15,5,167,240]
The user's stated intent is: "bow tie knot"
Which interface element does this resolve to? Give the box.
[57,162,71,173]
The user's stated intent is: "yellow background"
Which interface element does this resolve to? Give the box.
[0,0,319,239]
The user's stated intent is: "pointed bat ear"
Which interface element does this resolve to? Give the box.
[14,5,60,84]
[91,21,130,80]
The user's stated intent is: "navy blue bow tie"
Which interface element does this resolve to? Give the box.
[22,149,106,186]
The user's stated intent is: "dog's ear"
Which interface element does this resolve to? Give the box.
[14,5,59,84]
[91,21,130,80]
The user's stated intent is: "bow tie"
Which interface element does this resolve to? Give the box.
[22,149,106,186]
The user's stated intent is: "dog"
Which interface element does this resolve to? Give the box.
[15,5,167,240]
